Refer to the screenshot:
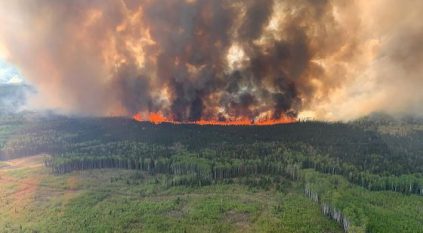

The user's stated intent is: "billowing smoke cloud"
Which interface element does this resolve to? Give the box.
[0,0,422,121]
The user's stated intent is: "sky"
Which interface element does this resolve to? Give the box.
[0,59,24,85]
[0,0,422,121]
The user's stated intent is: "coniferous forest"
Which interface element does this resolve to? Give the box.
[0,112,423,232]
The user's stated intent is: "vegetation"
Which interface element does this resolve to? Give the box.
[0,112,423,232]
[0,157,342,233]
[304,169,423,233]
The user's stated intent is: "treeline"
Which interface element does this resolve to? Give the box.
[3,115,423,176]
[44,141,423,196]
[2,115,423,195]
[304,186,366,233]
[47,153,303,185]
[301,154,423,195]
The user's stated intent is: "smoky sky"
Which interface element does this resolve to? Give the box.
[0,0,422,121]
[0,84,33,113]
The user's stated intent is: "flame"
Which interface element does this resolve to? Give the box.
[132,112,296,126]
[255,118,296,125]
[149,112,168,124]
[133,113,143,122]
[195,119,252,126]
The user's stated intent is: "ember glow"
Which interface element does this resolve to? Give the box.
[1,1,423,121]
[133,112,295,125]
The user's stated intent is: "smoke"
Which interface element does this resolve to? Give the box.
[0,0,422,121]
[0,84,33,113]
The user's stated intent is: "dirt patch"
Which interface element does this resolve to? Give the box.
[225,210,251,231]
[6,155,47,169]
[0,162,10,169]
[66,176,79,190]
[0,155,48,218]
[60,175,81,214]
[0,174,42,218]
[11,177,40,216]
[166,209,185,218]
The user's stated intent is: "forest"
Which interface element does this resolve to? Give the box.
[0,112,422,232]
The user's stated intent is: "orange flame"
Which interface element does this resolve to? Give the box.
[133,113,143,122]
[149,112,168,124]
[133,112,296,126]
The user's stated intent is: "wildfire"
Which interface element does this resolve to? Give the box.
[132,112,295,126]
[149,112,167,124]
[133,113,143,122]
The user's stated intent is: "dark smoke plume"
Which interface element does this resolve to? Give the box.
[0,0,422,121]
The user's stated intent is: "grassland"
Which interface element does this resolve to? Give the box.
[0,156,342,233]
